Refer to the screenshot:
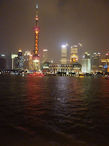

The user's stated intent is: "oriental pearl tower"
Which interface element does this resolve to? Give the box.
[32,3,40,71]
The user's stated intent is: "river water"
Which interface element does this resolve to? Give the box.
[0,76,109,146]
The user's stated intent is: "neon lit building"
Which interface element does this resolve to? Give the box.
[70,45,78,63]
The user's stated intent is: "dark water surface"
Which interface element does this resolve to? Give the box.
[0,76,109,146]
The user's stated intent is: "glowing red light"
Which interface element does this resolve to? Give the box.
[28,72,44,77]
[34,27,40,32]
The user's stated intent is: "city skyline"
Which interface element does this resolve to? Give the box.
[1,1,109,146]
[0,0,109,61]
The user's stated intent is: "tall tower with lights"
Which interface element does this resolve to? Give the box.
[32,3,40,71]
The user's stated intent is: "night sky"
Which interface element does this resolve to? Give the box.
[0,0,109,61]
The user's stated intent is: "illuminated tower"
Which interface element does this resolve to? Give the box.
[32,3,40,71]
[70,45,78,63]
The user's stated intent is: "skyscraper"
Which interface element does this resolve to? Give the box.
[82,52,91,73]
[14,49,24,70]
[24,51,32,70]
[91,52,102,72]
[70,45,78,64]
[11,54,18,70]
[61,44,68,64]
[42,49,48,63]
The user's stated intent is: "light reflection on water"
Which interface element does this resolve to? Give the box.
[0,76,109,145]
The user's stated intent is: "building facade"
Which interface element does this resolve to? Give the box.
[61,44,68,64]
[82,52,91,73]
[70,45,78,63]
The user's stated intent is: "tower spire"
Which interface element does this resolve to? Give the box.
[36,3,38,9]
[36,3,39,18]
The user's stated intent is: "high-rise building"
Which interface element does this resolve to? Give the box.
[61,44,68,64]
[24,51,32,70]
[0,54,7,70]
[32,4,40,71]
[70,45,78,63]
[101,52,109,73]
[91,52,102,72]
[82,52,91,73]
[13,49,24,70]
[11,54,18,69]
[42,49,48,63]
